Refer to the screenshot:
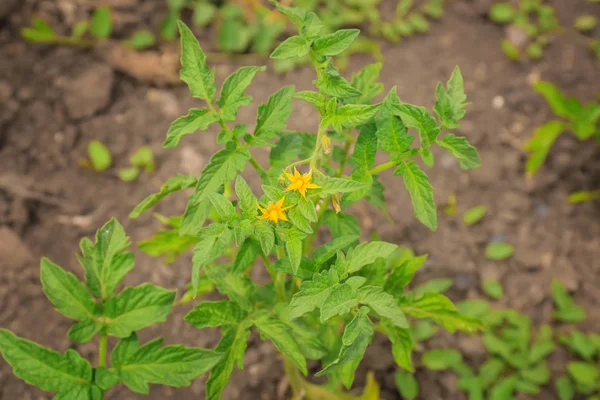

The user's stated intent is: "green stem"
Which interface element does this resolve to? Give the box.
[46,35,95,48]
[310,126,327,170]
[249,155,268,176]
[368,160,398,175]
[262,251,286,302]
[98,332,108,368]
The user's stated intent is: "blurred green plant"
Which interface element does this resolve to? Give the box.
[525,81,600,201]
[80,140,112,172]
[488,0,560,60]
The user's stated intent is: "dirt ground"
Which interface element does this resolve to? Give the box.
[0,0,599,399]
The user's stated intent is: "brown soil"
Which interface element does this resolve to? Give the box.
[1,0,599,399]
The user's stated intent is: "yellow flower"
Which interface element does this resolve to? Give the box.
[284,168,320,198]
[257,197,292,223]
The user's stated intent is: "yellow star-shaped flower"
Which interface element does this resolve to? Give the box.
[257,197,292,223]
[284,168,320,198]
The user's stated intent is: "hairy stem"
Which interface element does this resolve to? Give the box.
[98,332,108,368]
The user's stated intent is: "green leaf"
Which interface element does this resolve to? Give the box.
[313,29,360,56]
[193,2,216,26]
[477,358,504,388]
[559,331,595,361]
[395,370,419,400]
[205,264,254,312]
[129,146,154,173]
[322,104,380,133]
[218,66,266,121]
[551,279,586,323]
[293,91,326,111]
[275,305,327,360]
[283,230,304,274]
[111,333,222,394]
[312,235,359,266]
[138,226,198,264]
[400,293,484,333]
[130,175,197,218]
[567,362,599,387]
[254,85,295,139]
[528,325,555,364]
[232,238,260,273]
[433,67,468,129]
[394,104,440,149]
[320,283,359,321]
[289,269,341,318]
[184,301,247,328]
[485,242,514,260]
[95,366,120,391]
[87,140,112,171]
[323,210,361,239]
[192,224,233,292]
[125,30,155,49]
[384,321,414,371]
[489,376,517,400]
[271,1,306,29]
[489,2,516,23]
[272,257,318,279]
[316,65,362,98]
[164,108,218,148]
[437,134,480,170]
[206,323,251,400]
[0,329,94,395]
[410,320,438,342]
[193,147,250,204]
[375,87,413,160]
[67,319,102,344]
[40,258,95,322]
[77,218,134,300]
[317,176,370,196]
[345,241,397,273]
[556,376,575,400]
[235,176,258,219]
[394,161,437,231]
[422,349,462,370]
[297,196,318,222]
[300,11,323,38]
[316,307,373,389]
[21,18,55,43]
[413,278,453,296]
[90,6,112,39]
[254,220,275,255]
[177,21,216,101]
[520,362,550,385]
[349,62,384,105]
[463,205,486,225]
[532,81,578,120]
[252,310,307,375]
[384,255,428,296]
[359,286,408,328]
[104,284,175,338]
[350,122,378,169]
[270,35,311,59]
[482,279,504,300]
[524,120,565,175]
[208,192,237,222]
[574,15,597,32]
